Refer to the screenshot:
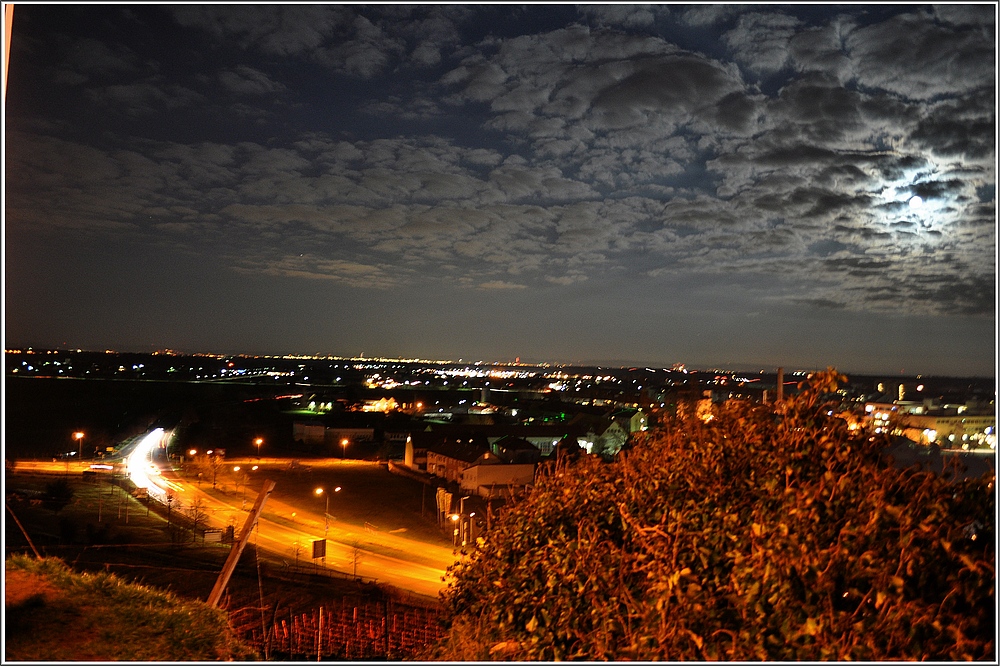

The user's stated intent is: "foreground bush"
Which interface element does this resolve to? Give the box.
[429,370,994,660]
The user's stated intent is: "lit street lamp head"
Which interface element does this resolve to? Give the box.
[315,487,333,534]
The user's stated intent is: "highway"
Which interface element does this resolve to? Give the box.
[120,428,456,598]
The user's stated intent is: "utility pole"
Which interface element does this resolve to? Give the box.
[207,479,276,608]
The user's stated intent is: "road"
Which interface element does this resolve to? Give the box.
[134,429,457,598]
[14,428,459,598]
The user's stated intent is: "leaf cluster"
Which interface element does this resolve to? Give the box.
[428,370,995,660]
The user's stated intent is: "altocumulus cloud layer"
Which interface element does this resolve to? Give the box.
[4,4,996,374]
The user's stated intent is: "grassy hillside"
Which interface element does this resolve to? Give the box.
[4,554,256,661]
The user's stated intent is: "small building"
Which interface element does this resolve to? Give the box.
[611,408,648,434]
[292,413,381,453]
[489,435,542,464]
[899,413,996,449]
[425,436,494,484]
[293,420,326,446]
[324,427,375,446]
[461,463,536,497]
[570,414,628,456]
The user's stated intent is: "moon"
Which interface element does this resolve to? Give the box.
[908,195,924,209]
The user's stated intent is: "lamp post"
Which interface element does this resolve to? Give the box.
[340,438,348,459]
[459,495,470,546]
[315,486,341,535]
[254,437,263,460]
[234,466,247,508]
[73,431,85,460]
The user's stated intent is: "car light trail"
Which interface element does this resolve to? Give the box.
[126,428,169,499]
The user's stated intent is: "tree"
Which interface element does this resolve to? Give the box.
[350,540,365,578]
[427,370,995,661]
[207,450,226,488]
[188,497,208,541]
[42,479,75,514]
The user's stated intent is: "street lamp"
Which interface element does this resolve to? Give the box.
[234,466,248,507]
[73,431,85,460]
[315,486,341,534]
[254,437,263,459]
[340,438,349,459]
[459,495,470,545]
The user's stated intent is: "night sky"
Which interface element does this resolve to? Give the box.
[4,4,996,376]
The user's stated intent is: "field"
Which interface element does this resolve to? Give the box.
[200,457,449,550]
[5,459,456,609]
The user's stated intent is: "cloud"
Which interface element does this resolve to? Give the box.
[788,18,854,82]
[169,5,348,58]
[677,5,744,27]
[477,280,528,291]
[167,4,472,77]
[907,90,996,162]
[7,4,994,334]
[845,8,995,100]
[722,11,801,76]
[243,254,399,289]
[86,80,206,116]
[578,5,665,29]
[217,65,286,95]
[546,273,588,286]
[52,37,146,84]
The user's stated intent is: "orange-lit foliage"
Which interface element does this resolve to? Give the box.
[429,369,994,660]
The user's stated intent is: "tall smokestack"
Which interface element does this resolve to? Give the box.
[777,367,784,403]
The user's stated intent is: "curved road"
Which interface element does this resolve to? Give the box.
[124,429,457,598]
